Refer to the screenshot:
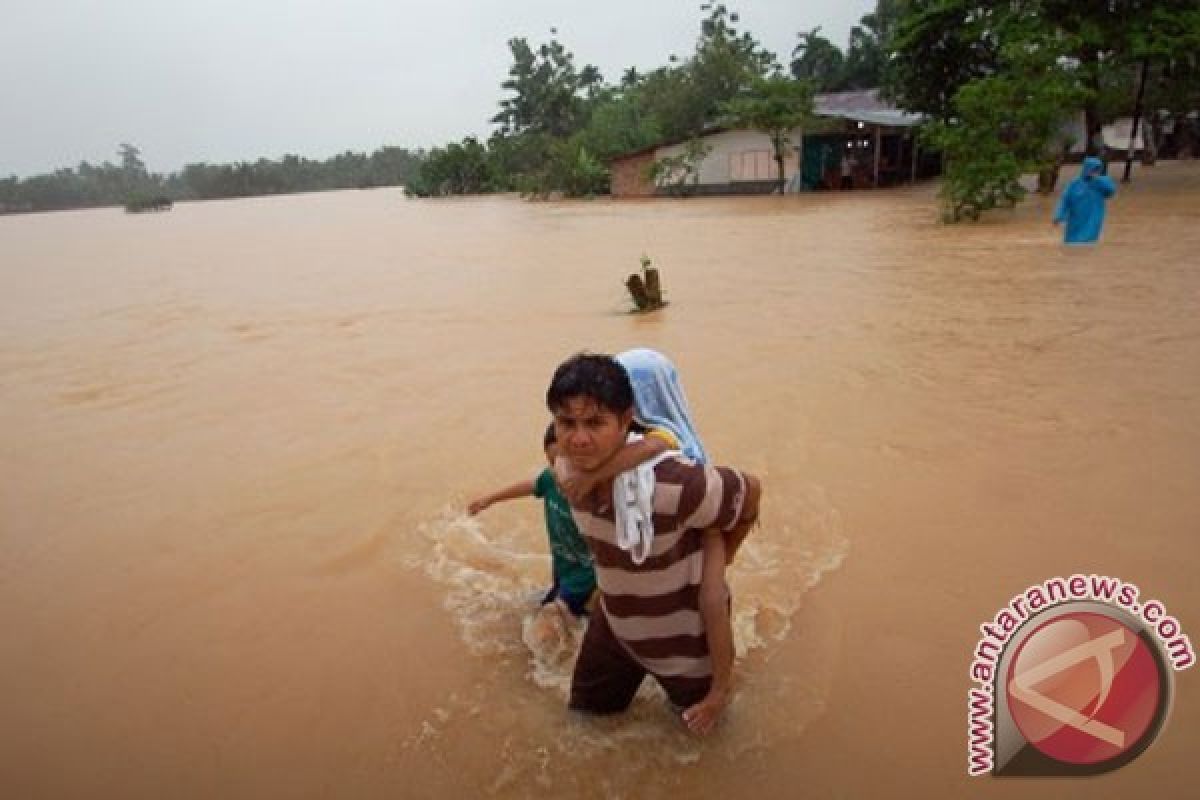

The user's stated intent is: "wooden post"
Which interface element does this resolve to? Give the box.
[626,274,652,311]
[643,267,662,307]
[873,125,882,187]
[911,134,919,183]
[787,133,804,193]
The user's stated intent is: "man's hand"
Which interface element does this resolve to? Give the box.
[682,685,730,736]
[467,495,491,516]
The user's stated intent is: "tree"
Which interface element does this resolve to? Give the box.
[790,27,845,91]
[887,0,1005,121]
[117,142,152,198]
[1134,5,1200,159]
[491,36,602,139]
[405,137,493,197]
[842,13,887,90]
[847,0,904,90]
[722,74,814,193]
[792,3,899,94]
[626,66,700,141]
[1,142,426,213]
[119,143,146,176]
[632,4,778,142]
[689,4,778,124]
[926,24,1084,221]
[891,0,1199,149]
[573,90,663,164]
[524,141,609,198]
[486,33,606,193]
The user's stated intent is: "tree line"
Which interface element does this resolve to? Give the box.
[0,3,878,213]
[5,2,1195,219]
[411,0,1198,223]
[0,143,424,214]
[405,4,841,198]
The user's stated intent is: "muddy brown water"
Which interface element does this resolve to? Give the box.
[2,163,1198,798]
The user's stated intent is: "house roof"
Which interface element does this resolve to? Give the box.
[609,89,923,164]
[608,126,729,164]
[814,89,924,128]
[813,89,895,114]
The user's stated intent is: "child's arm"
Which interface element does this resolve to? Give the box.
[557,435,670,505]
[467,479,535,515]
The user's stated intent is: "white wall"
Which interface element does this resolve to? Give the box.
[655,128,803,185]
[1061,113,1145,154]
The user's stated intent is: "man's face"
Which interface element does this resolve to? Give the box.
[552,395,632,473]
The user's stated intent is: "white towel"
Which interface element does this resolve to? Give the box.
[613,433,680,564]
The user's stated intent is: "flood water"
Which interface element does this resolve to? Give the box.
[2,163,1199,798]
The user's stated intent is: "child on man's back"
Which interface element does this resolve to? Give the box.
[467,424,596,635]
[556,348,756,735]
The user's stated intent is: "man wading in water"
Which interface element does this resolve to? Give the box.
[546,353,761,733]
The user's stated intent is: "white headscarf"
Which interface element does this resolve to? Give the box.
[615,348,708,464]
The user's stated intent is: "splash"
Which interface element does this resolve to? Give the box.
[404,486,848,797]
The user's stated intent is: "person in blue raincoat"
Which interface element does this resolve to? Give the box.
[1053,156,1116,244]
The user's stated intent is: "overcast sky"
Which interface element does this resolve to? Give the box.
[2,0,874,177]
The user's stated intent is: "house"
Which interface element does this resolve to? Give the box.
[1059,114,1146,158]
[608,89,930,197]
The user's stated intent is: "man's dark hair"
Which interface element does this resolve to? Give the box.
[546,353,634,414]
[543,422,557,449]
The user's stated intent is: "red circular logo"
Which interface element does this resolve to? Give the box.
[1005,612,1162,765]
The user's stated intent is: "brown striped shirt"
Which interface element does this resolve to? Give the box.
[567,456,748,679]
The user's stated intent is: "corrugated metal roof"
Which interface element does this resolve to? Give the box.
[814,89,924,128]
[610,89,924,163]
[813,89,896,114]
[817,109,924,128]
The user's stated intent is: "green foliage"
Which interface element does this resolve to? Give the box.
[891,1,1199,134]
[573,92,663,164]
[418,4,777,198]
[404,137,493,197]
[566,3,782,148]
[515,90,664,198]
[791,3,897,92]
[482,32,618,195]
[687,4,778,122]
[887,0,1004,121]
[484,86,664,198]
[1,144,425,214]
[1137,7,1200,117]
[519,141,609,198]
[174,148,424,199]
[842,5,896,91]
[790,27,845,91]
[624,67,701,142]
[491,35,603,138]
[119,143,146,177]
[927,26,1085,221]
[722,74,814,191]
[891,0,1198,218]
